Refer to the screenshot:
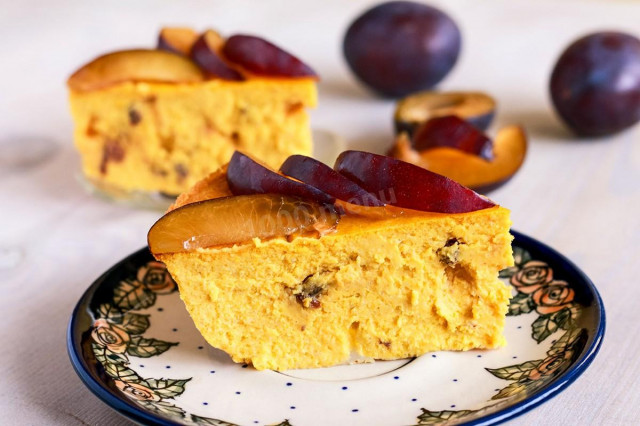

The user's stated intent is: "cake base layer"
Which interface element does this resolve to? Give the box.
[69,78,316,194]
[158,207,513,371]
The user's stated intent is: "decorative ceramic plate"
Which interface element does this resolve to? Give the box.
[67,231,604,426]
[77,129,344,211]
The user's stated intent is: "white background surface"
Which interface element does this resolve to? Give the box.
[1,0,639,424]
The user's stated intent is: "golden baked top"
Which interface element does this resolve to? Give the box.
[147,150,504,255]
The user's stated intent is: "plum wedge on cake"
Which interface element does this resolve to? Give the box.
[148,151,513,371]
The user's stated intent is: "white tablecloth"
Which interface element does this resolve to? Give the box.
[1,0,638,424]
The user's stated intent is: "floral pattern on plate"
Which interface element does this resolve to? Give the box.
[87,260,249,425]
[69,233,604,425]
[418,247,588,424]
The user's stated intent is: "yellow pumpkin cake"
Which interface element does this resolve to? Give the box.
[148,151,514,371]
[68,28,317,195]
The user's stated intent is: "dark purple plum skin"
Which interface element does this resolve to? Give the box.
[343,1,461,98]
[227,152,334,205]
[334,150,495,213]
[550,32,640,137]
[395,111,495,136]
[280,155,384,206]
[191,35,245,81]
[223,35,317,78]
[412,115,494,160]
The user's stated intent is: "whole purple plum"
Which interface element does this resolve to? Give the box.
[550,32,640,137]
[343,1,461,98]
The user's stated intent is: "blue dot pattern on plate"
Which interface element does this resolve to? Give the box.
[68,242,603,426]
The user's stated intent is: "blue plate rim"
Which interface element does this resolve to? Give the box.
[67,230,606,426]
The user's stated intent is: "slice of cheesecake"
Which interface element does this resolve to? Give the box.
[68,29,317,196]
[148,151,513,371]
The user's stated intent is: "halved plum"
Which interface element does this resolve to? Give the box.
[148,194,340,254]
[412,115,493,161]
[227,152,334,205]
[157,27,199,56]
[334,150,495,213]
[389,126,527,192]
[222,35,317,78]
[190,30,245,81]
[394,91,496,136]
[68,49,204,91]
[280,155,384,206]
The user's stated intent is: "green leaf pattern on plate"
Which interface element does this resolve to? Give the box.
[417,248,588,424]
[87,262,196,421]
[120,312,151,335]
[89,260,291,425]
[112,279,156,311]
[88,251,588,425]
[417,409,474,425]
[127,335,177,358]
[189,414,240,425]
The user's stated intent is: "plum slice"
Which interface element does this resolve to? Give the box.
[412,115,494,161]
[334,150,495,213]
[394,91,496,136]
[280,155,384,206]
[148,194,340,254]
[389,126,527,192]
[157,27,199,56]
[190,30,245,81]
[227,152,334,205]
[222,35,317,78]
[68,49,204,91]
